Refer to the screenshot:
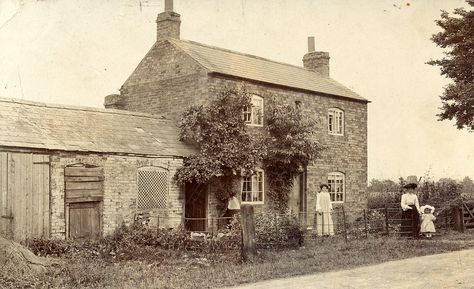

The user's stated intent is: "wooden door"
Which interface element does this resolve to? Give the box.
[0,152,50,241]
[185,183,207,231]
[65,165,103,239]
[68,202,101,240]
[289,172,306,214]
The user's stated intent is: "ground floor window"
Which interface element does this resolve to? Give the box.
[328,172,345,203]
[241,170,264,204]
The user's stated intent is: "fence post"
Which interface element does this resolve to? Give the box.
[384,206,389,236]
[363,209,368,238]
[445,210,449,231]
[241,205,257,262]
[342,207,347,243]
[453,206,464,233]
[314,212,318,236]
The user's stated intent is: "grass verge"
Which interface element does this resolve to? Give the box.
[2,232,473,289]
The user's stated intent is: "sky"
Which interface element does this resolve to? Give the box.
[0,0,472,182]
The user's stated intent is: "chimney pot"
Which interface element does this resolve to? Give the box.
[156,0,181,41]
[165,0,173,12]
[308,36,315,52]
[302,36,330,77]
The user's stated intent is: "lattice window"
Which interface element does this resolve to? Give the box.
[137,167,168,209]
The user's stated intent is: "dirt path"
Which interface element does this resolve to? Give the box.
[224,249,474,289]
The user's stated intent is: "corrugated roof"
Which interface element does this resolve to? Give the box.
[169,39,367,102]
[0,97,194,156]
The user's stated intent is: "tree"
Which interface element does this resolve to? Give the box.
[367,179,400,193]
[428,1,474,130]
[461,176,474,197]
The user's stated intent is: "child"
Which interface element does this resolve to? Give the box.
[420,205,436,238]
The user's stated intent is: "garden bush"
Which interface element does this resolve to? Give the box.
[28,221,241,261]
[367,191,400,209]
[254,211,304,249]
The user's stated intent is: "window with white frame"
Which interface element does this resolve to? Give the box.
[137,167,168,209]
[328,108,344,135]
[241,170,264,204]
[327,172,345,203]
[243,95,264,126]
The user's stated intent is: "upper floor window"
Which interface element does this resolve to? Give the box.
[241,170,264,204]
[327,172,345,203]
[328,108,344,135]
[243,95,263,126]
[137,167,169,209]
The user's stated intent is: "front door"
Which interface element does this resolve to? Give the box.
[185,183,207,231]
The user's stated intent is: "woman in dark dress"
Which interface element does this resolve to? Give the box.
[400,176,421,238]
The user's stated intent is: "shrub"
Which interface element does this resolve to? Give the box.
[367,191,400,209]
[419,179,463,212]
[254,211,304,249]
[28,221,242,261]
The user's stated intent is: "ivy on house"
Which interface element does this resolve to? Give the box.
[263,97,324,211]
[175,86,323,213]
[174,87,266,212]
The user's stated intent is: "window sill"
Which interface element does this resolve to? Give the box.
[241,201,264,205]
[245,123,264,127]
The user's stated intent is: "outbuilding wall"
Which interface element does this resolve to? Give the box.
[49,152,184,239]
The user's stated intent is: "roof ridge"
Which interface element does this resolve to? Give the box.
[0,97,169,120]
[171,38,320,74]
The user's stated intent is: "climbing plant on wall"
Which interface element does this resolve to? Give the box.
[263,97,323,211]
[175,86,323,213]
[174,86,266,212]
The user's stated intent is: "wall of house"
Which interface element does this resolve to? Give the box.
[207,76,368,219]
[49,153,184,239]
[107,41,209,119]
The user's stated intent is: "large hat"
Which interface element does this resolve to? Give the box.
[403,175,418,189]
[420,205,435,213]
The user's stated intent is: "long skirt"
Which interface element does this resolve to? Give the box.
[315,212,334,236]
[401,205,419,237]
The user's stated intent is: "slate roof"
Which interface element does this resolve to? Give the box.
[169,39,367,102]
[0,97,194,156]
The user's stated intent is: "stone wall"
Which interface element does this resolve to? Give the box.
[49,152,184,239]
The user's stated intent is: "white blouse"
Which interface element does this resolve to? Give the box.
[400,193,420,212]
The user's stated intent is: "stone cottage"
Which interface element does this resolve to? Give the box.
[0,97,193,241]
[105,0,369,228]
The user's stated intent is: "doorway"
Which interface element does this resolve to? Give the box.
[184,183,208,232]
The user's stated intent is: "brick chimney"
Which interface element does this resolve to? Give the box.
[302,36,330,78]
[156,0,181,42]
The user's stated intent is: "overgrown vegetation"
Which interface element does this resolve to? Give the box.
[5,232,473,289]
[175,86,322,212]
